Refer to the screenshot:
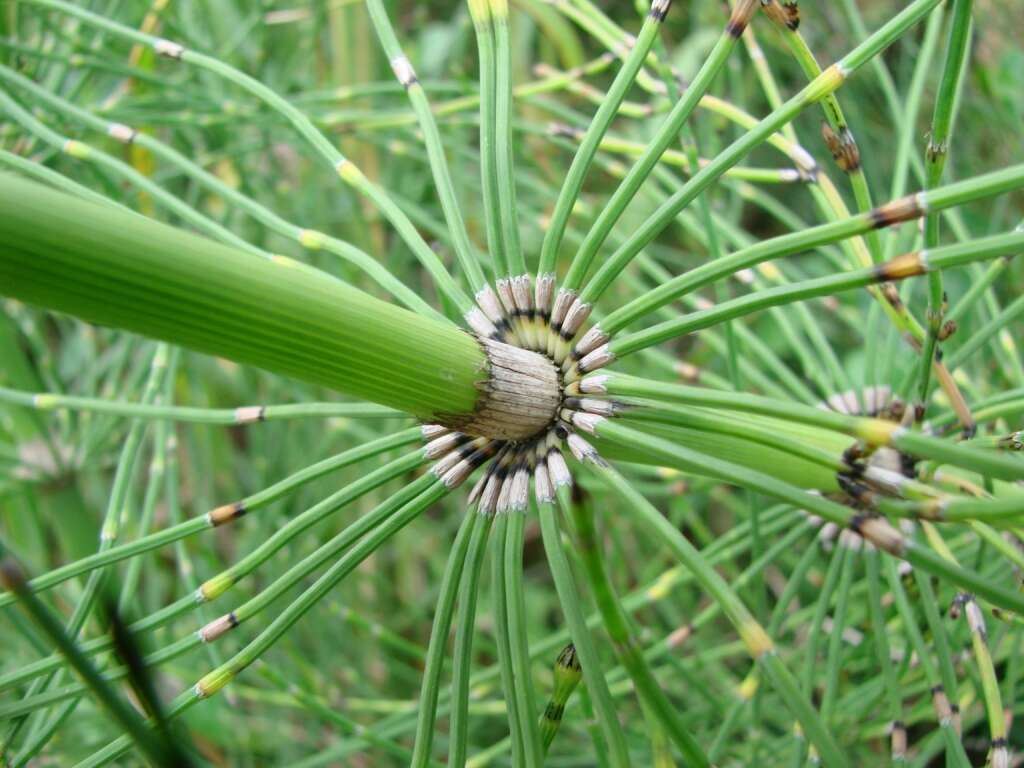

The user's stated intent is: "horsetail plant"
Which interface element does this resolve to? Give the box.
[2,0,1023,765]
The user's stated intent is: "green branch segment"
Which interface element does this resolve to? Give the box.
[0,174,484,422]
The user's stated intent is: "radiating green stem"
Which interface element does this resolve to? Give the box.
[561,0,757,291]
[466,0,507,280]
[593,462,849,767]
[536,2,669,279]
[504,509,544,765]
[491,0,526,276]
[567,483,710,766]
[490,513,525,765]
[410,508,480,766]
[538,495,630,767]
[366,0,488,292]
[605,230,1024,361]
[449,512,494,767]
[599,164,1024,335]
[578,0,944,305]
[915,0,974,412]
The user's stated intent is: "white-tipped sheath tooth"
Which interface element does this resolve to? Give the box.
[577,343,615,374]
[855,516,905,556]
[496,474,514,514]
[965,599,987,639]
[432,449,463,477]
[649,0,672,20]
[433,439,483,477]
[421,424,450,440]
[512,274,532,313]
[234,406,265,425]
[838,529,863,551]
[511,274,536,348]
[199,612,238,643]
[818,522,840,548]
[571,411,605,435]
[547,449,573,487]
[465,307,498,338]
[931,688,953,726]
[861,466,907,496]
[480,470,503,516]
[566,432,603,464]
[107,122,137,144]
[888,721,907,761]
[154,38,185,59]
[534,462,554,503]
[674,361,701,382]
[550,289,576,329]
[496,278,517,316]
[425,432,462,459]
[579,375,610,395]
[579,398,615,416]
[561,299,593,338]
[547,290,575,357]
[789,143,818,176]
[389,55,418,88]
[441,457,477,488]
[510,465,530,512]
[468,472,488,505]
[535,272,555,316]
[476,285,506,324]
[575,325,609,358]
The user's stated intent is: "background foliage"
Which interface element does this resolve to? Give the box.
[1,0,1023,766]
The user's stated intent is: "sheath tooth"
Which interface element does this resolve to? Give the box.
[534,460,554,503]
[496,278,517,316]
[574,325,609,358]
[579,375,610,395]
[424,432,464,459]
[509,459,530,512]
[389,55,418,89]
[548,289,576,357]
[496,471,515,514]
[465,307,499,338]
[467,472,489,505]
[579,398,616,416]
[569,411,605,435]
[153,38,185,59]
[561,299,593,338]
[535,273,555,318]
[476,285,507,324]
[566,432,603,465]
[576,344,615,375]
[547,448,573,488]
[421,424,450,440]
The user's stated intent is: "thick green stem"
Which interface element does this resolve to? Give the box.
[0,174,484,422]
